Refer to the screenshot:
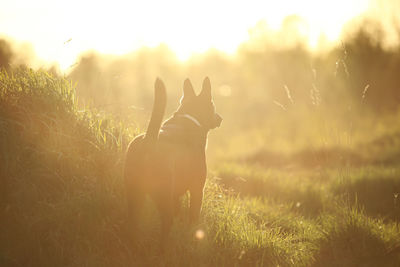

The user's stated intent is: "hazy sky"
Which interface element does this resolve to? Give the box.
[1,0,371,70]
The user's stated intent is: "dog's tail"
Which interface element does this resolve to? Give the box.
[145,78,167,141]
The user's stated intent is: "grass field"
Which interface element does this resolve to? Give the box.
[1,68,400,266]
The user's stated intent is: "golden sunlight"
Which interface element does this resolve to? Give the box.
[3,0,400,266]
[0,0,370,70]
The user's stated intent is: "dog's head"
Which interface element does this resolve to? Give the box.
[176,77,222,130]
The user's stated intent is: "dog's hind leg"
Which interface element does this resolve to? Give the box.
[173,194,182,217]
[127,186,145,226]
[124,136,148,239]
[126,183,145,240]
[154,193,174,249]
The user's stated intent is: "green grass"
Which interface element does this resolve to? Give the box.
[1,68,400,266]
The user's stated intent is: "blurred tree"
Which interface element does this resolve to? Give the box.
[0,39,13,70]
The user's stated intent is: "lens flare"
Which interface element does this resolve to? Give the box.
[195,229,205,240]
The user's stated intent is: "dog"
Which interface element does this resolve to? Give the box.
[124,77,222,243]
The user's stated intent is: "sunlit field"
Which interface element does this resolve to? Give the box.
[1,1,400,266]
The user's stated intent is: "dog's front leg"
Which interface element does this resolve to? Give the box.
[189,184,205,223]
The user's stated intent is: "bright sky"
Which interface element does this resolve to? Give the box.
[0,0,371,71]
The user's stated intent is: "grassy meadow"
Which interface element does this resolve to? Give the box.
[1,20,400,266]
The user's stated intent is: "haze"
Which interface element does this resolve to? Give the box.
[1,0,371,70]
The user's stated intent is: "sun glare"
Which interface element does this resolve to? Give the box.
[0,0,370,70]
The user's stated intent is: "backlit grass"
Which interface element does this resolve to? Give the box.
[1,68,400,266]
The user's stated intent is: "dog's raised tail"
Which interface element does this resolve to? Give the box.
[145,78,167,140]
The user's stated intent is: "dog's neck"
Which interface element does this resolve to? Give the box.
[159,114,208,149]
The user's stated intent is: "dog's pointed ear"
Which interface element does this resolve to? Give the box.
[183,78,195,100]
[199,77,212,101]
[155,77,165,92]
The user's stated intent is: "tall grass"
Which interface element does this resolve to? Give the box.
[1,68,400,266]
[0,68,134,266]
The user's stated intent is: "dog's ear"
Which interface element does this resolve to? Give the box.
[182,78,195,100]
[155,77,165,92]
[199,77,212,101]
